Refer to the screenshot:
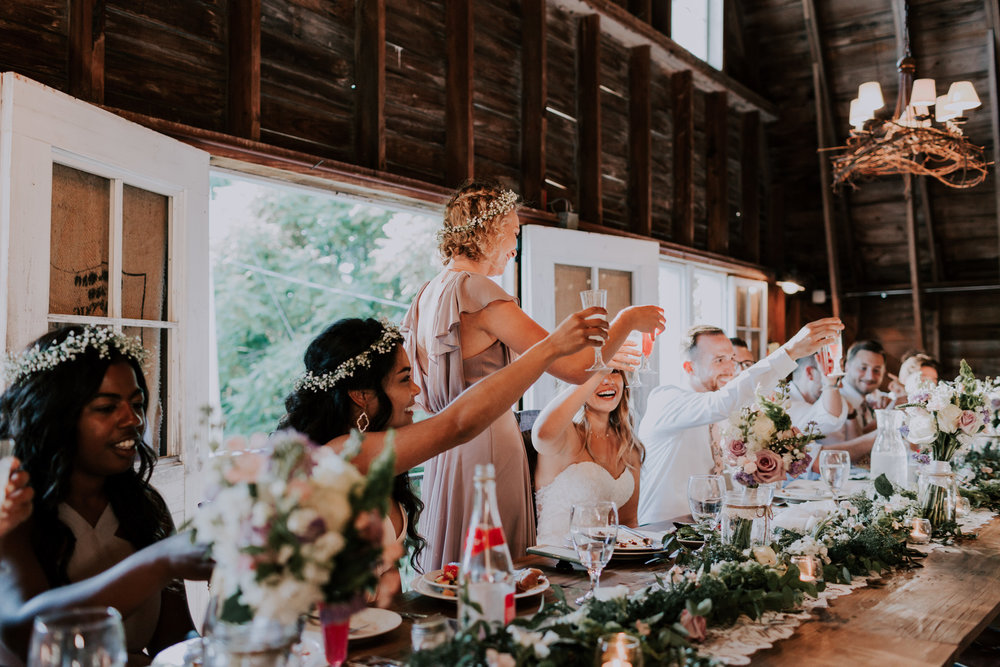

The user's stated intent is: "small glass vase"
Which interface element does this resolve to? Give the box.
[918,460,957,528]
[202,618,302,667]
[721,486,774,550]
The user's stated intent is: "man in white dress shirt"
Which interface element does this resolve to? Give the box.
[637,318,844,523]
[787,354,848,475]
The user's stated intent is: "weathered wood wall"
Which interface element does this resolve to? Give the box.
[744,0,1000,377]
[0,0,776,274]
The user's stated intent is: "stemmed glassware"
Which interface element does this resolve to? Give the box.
[819,450,850,498]
[569,501,618,604]
[29,607,127,667]
[687,474,726,538]
[639,330,657,374]
[816,333,845,377]
[625,331,644,387]
[580,289,611,372]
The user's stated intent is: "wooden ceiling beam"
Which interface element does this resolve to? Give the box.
[68,0,105,104]
[520,0,547,209]
[445,0,474,185]
[628,45,652,237]
[988,28,1000,279]
[550,0,777,120]
[227,0,260,140]
[903,174,925,350]
[651,0,670,35]
[741,111,761,264]
[706,91,729,254]
[354,0,385,170]
[577,13,602,225]
[672,70,694,246]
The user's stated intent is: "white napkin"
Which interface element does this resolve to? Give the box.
[772,500,838,533]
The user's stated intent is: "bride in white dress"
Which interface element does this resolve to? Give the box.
[532,363,645,545]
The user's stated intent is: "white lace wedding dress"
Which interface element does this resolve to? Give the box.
[534,461,635,545]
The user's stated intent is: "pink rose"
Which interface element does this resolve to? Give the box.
[727,439,747,459]
[680,609,707,642]
[223,451,265,484]
[753,450,785,484]
[958,409,980,435]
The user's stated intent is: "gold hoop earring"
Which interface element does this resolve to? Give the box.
[356,411,370,432]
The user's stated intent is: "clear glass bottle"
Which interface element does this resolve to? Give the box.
[720,485,774,550]
[918,460,957,528]
[458,463,515,630]
[870,409,909,490]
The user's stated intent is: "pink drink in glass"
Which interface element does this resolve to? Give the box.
[816,333,844,376]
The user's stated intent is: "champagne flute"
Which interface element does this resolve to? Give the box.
[580,289,611,371]
[625,331,643,387]
[569,501,618,604]
[0,439,14,508]
[817,333,845,378]
[819,450,850,498]
[687,475,726,538]
[639,330,657,374]
[29,607,127,667]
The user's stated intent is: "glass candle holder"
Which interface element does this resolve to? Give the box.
[595,632,643,667]
[789,555,822,583]
[909,517,932,545]
[955,495,971,518]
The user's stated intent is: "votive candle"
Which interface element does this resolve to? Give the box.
[790,555,820,582]
[909,517,931,544]
[597,632,642,667]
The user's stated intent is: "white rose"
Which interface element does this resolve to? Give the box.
[751,415,775,443]
[743,461,758,474]
[937,403,963,434]
[906,410,937,445]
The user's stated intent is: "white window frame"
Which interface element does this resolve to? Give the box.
[520,225,660,411]
[0,72,211,523]
[671,0,724,70]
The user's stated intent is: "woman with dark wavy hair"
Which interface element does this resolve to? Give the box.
[0,325,212,664]
[279,309,606,583]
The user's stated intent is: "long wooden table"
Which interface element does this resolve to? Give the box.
[347,517,1000,666]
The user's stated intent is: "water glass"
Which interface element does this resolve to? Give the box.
[29,607,127,667]
[570,501,618,604]
[580,289,611,371]
[819,450,850,497]
[687,475,726,530]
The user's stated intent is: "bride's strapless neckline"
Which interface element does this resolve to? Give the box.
[534,461,635,545]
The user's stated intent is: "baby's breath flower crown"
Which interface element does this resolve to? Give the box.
[437,189,518,242]
[2,326,149,385]
[294,322,403,393]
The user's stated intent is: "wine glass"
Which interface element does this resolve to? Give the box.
[569,501,618,604]
[819,450,850,498]
[687,474,726,536]
[29,607,127,667]
[580,289,611,371]
[625,331,643,387]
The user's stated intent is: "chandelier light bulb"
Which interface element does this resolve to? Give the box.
[935,95,958,122]
[945,81,981,112]
[910,78,937,107]
[857,81,884,113]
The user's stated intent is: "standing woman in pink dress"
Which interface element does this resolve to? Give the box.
[403,180,664,568]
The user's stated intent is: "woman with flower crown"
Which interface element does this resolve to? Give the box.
[403,179,665,567]
[280,308,608,585]
[0,325,213,664]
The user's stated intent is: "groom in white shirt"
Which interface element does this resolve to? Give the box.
[637,318,843,524]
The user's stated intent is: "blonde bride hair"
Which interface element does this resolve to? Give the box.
[438,179,520,264]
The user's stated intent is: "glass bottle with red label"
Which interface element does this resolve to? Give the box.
[458,463,515,630]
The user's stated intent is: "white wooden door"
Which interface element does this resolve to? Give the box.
[519,225,660,412]
[0,72,211,525]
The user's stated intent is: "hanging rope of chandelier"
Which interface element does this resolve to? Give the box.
[829,1,991,190]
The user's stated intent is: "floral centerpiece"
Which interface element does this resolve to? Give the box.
[899,361,990,527]
[717,387,821,549]
[192,429,396,656]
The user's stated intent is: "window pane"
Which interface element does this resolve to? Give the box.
[124,326,168,456]
[736,286,748,327]
[750,285,762,328]
[598,268,633,319]
[554,263,592,324]
[691,270,725,327]
[122,185,169,321]
[50,164,110,317]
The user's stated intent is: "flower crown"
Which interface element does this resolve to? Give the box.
[294,323,403,393]
[2,326,149,385]
[438,189,518,239]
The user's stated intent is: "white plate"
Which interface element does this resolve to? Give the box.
[411,575,550,602]
[152,635,326,667]
[303,607,403,642]
[422,568,458,591]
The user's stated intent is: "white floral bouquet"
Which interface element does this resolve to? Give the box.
[193,429,396,626]
[899,360,990,462]
[721,386,820,488]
